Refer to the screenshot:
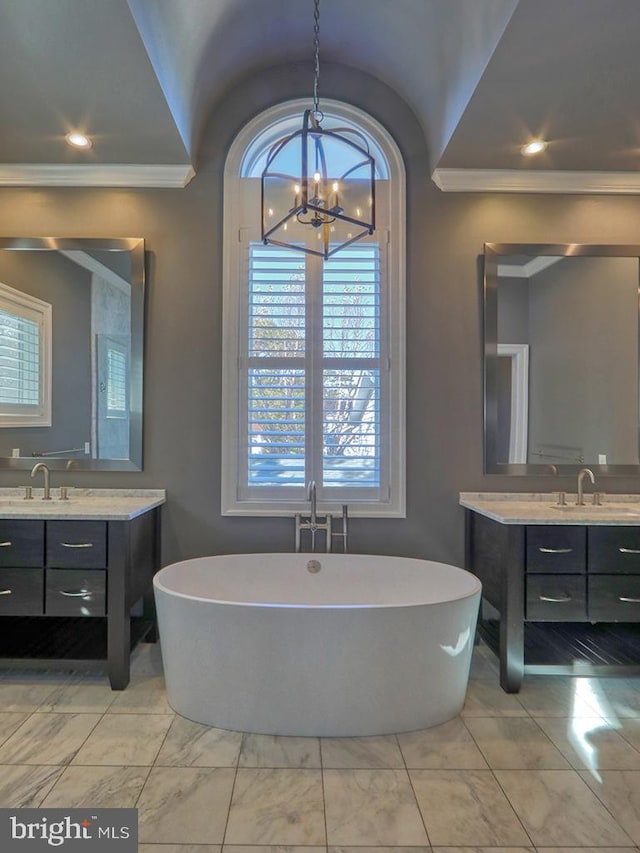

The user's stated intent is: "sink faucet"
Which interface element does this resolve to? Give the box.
[30,462,52,500]
[576,467,596,505]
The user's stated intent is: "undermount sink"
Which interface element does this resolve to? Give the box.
[552,504,640,516]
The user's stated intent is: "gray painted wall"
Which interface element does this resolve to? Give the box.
[2,62,640,569]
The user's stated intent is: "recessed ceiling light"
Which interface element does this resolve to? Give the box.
[521,139,547,156]
[65,132,92,150]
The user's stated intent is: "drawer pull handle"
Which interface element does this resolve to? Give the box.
[0,589,12,595]
[539,593,572,602]
[618,547,640,554]
[619,596,640,603]
[60,589,92,598]
[60,542,94,549]
[0,541,12,547]
[538,547,573,554]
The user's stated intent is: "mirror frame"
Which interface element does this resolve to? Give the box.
[484,242,640,475]
[0,236,145,471]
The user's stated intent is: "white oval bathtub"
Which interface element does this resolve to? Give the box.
[153,553,481,736]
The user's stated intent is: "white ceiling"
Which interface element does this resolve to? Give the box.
[2,0,638,192]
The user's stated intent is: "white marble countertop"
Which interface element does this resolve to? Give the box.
[0,488,166,520]
[459,492,640,525]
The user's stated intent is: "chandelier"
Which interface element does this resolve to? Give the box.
[261,0,376,259]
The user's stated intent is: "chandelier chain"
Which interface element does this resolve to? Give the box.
[312,0,320,117]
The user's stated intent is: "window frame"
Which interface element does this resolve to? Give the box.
[221,99,406,517]
[0,280,52,428]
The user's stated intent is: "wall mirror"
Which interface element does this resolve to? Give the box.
[0,237,144,471]
[484,242,640,475]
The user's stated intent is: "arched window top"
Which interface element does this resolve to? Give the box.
[241,107,389,180]
[231,99,398,184]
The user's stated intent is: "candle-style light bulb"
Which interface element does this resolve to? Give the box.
[293,183,301,208]
[330,181,343,214]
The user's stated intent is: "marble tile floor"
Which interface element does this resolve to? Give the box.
[0,641,639,851]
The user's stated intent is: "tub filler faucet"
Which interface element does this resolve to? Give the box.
[295,480,349,553]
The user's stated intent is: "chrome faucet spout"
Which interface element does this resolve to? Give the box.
[30,462,51,501]
[576,467,596,505]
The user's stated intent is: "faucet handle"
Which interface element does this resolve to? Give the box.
[593,492,605,506]
[555,491,567,506]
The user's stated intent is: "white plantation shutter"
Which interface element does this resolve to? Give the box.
[0,282,51,427]
[321,246,385,492]
[244,246,306,491]
[239,241,387,502]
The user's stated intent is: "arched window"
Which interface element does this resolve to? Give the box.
[221,99,405,517]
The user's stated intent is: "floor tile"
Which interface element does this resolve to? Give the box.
[461,680,529,717]
[228,848,325,853]
[141,847,220,853]
[0,679,61,712]
[0,711,29,746]
[580,769,640,845]
[468,645,501,680]
[239,733,321,768]
[71,713,173,765]
[431,848,534,853]
[516,677,603,718]
[41,765,149,807]
[410,769,530,846]
[590,678,640,718]
[129,642,164,677]
[140,847,220,853]
[138,766,235,845]
[106,675,173,714]
[495,768,635,846]
[536,716,640,770]
[398,717,488,769]
[156,716,242,767]
[330,848,431,853]
[324,768,428,846]
[225,768,325,845]
[612,717,640,751]
[321,734,404,768]
[535,849,638,853]
[0,712,101,764]
[464,716,572,769]
[35,678,116,714]
[0,765,64,806]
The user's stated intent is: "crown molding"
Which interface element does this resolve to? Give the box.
[0,163,195,188]
[432,168,640,195]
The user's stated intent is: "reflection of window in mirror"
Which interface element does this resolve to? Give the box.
[0,281,51,427]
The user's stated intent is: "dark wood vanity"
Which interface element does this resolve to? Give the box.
[462,494,640,692]
[0,490,164,689]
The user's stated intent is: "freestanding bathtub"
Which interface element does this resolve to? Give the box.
[154,553,481,736]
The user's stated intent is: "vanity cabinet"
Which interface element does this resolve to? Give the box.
[465,509,640,692]
[0,498,163,690]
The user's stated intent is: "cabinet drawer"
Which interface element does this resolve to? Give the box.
[45,569,106,616]
[526,575,587,620]
[588,527,640,574]
[46,521,107,569]
[588,575,640,621]
[0,520,45,568]
[0,568,44,615]
[526,526,586,573]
